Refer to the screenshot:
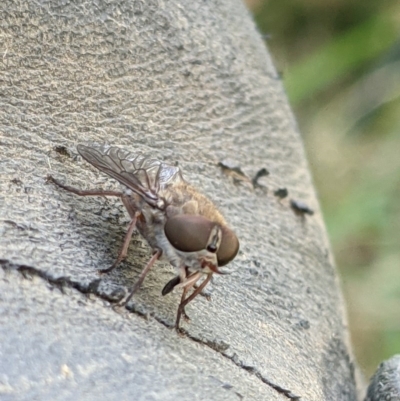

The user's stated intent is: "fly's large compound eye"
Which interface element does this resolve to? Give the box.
[217,227,239,266]
[164,215,214,252]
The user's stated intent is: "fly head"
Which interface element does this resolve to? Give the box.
[164,214,239,269]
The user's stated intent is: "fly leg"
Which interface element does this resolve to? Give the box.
[175,273,213,330]
[193,277,213,301]
[50,173,160,306]
[179,286,191,323]
[163,270,199,322]
[47,175,140,274]
[99,211,140,273]
[117,249,162,306]
[162,271,197,321]
[178,272,202,322]
[47,175,124,198]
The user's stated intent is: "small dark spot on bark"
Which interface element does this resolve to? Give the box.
[218,160,246,177]
[248,267,259,276]
[218,160,252,187]
[296,319,310,329]
[274,188,288,199]
[24,186,34,194]
[10,178,23,186]
[242,364,256,374]
[290,199,314,216]
[206,338,230,352]
[54,145,71,157]
[252,168,269,187]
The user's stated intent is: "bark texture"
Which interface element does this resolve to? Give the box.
[0,0,366,400]
[365,355,400,401]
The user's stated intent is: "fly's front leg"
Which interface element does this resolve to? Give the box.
[175,273,212,331]
[174,270,201,324]
[177,286,190,324]
[193,278,213,301]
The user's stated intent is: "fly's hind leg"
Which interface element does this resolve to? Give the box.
[47,175,139,274]
[47,175,125,198]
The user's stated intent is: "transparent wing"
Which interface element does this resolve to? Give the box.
[77,144,183,207]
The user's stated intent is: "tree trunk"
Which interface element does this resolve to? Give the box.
[0,1,366,400]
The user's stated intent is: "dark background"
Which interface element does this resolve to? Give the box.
[245,0,400,376]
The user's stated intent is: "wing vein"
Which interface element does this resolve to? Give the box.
[77,144,184,209]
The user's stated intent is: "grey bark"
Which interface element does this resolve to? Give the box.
[365,355,400,401]
[0,0,381,400]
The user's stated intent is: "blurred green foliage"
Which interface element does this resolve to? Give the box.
[247,0,400,377]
